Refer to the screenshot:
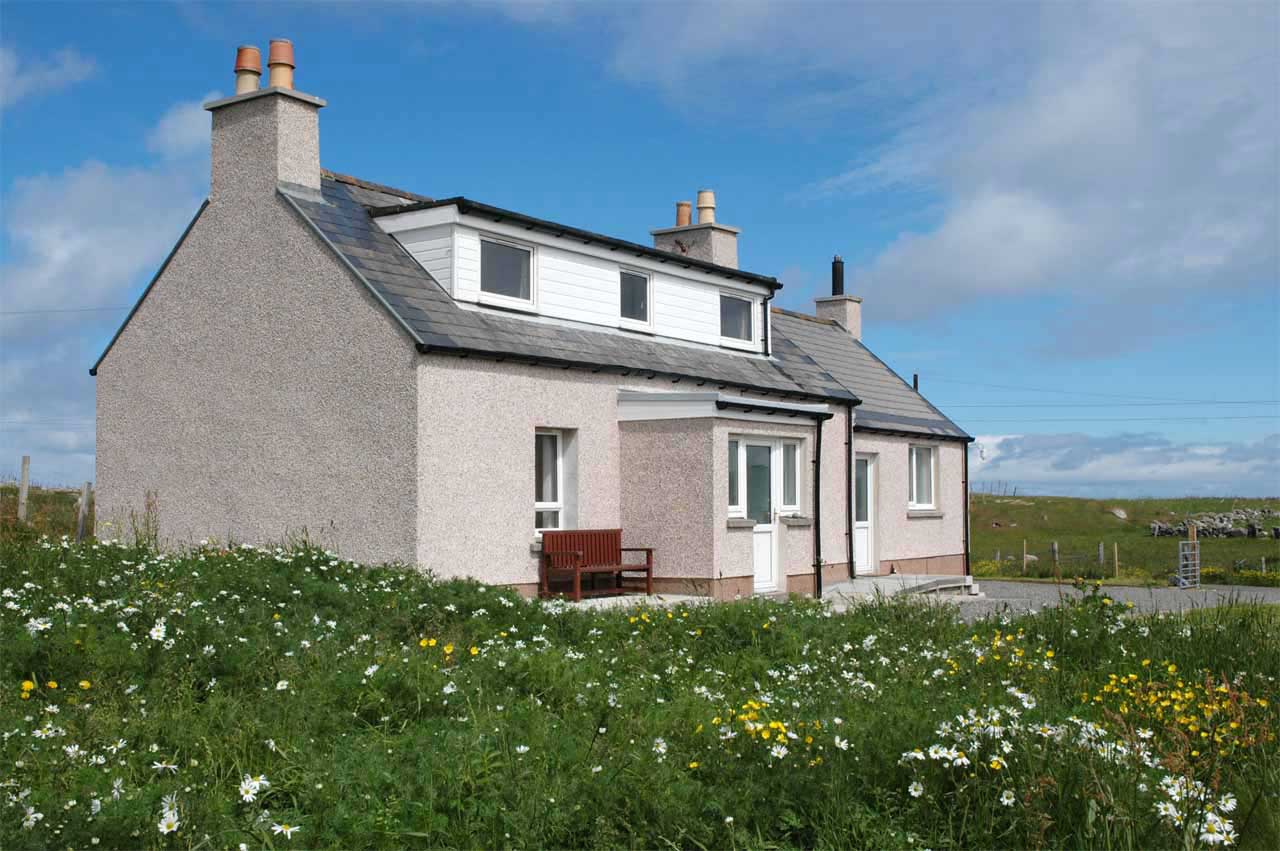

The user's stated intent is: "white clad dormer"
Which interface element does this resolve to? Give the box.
[373,197,776,355]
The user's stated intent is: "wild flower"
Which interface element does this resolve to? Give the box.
[515,745,530,755]
[271,822,300,839]
[909,782,924,798]
[276,680,289,691]
[152,760,178,774]
[1000,790,1016,807]
[149,619,167,641]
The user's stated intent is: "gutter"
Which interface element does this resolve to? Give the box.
[962,444,972,577]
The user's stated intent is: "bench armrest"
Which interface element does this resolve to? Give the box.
[619,547,652,553]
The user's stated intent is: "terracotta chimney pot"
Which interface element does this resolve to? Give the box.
[267,39,295,89]
[234,45,261,95]
[696,189,716,224]
[675,201,692,227]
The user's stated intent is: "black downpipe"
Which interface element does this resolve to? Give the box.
[762,294,773,357]
[813,415,823,598]
[846,404,855,579]
[962,444,971,577]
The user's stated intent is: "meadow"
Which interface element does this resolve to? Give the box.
[971,495,1280,584]
[3,535,1278,849]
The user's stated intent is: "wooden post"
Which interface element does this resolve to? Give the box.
[17,455,30,522]
[1114,543,1119,579]
[75,481,90,544]
[1098,541,1105,567]
[1052,540,1059,568]
[1022,539,1027,576]
[996,549,1001,563]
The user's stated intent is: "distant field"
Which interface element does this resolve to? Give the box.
[971,494,1280,584]
[0,482,92,541]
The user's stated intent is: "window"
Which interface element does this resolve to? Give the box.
[781,441,800,511]
[481,238,532,303]
[728,439,742,514]
[535,430,562,530]
[719,293,753,341]
[620,270,649,325]
[909,445,936,509]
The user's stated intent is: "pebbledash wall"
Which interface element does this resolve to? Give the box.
[95,191,420,564]
[854,433,966,575]
[416,355,851,595]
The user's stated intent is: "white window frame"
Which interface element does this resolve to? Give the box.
[479,234,537,312]
[718,291,757,350]
[728,438,744,517]
[908,444,937,510]
[781,439,802,513]
[534,429,563,533]
[618,267,653,331]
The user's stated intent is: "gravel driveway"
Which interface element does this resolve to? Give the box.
[950,581,1280,622]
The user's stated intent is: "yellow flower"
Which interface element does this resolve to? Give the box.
[762,622,770,630]
[20,692,30,700]
[1045,650,1055,658]
[1168,664,1178,674]
[469,646,479,656]
[427,638,437,647]
[688,761,699,769]
[79,680,91,690]
[443,644,454,655]
[761,730,772,740]
[46,681,57,689]
[419,638,429,648]
[272,613,281,621]
[21,680,34,692]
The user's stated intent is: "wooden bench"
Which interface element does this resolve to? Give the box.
[539,529,654,602]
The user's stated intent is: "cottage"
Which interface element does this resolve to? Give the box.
[93,41,972,598]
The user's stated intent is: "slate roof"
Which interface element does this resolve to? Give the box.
[283,171,967,440]
[770,310,970,439]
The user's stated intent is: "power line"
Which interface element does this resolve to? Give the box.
[935,400,1280,408]
[962,412,1280,422]
[0,306,130,316]
[923,375,1271,406]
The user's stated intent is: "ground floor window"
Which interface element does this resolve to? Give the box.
[728,436,804,520]
[535,430,562,530]
[909,444,936,509]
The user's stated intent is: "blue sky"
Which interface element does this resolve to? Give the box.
[2,0,1277,496]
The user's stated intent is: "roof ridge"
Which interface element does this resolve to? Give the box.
[771,306,835,325]
[320,169,433,204]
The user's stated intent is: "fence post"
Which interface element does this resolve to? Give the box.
[1022,539,1027,576]
[75,482,90,544]
[1052,541,1059,569]
[1114,543,1119,579]
[1098,541,1104,567]
[17,455,30,522]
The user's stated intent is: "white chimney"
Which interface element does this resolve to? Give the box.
[814,255,862,340]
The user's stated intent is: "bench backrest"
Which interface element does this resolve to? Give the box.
[542,529,623,567]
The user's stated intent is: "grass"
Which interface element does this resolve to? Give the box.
[971,495,1280,584]
[3,537,1278,849]
[0,483,93,542]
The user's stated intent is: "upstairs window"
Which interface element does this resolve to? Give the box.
[909,445,936,510]
[720,293,753,342]
[481,238,532,304]
[620,270,650,325]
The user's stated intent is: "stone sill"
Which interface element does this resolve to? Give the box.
[726,517,755,529]
[780,515,813,527]
[907,509,945,519]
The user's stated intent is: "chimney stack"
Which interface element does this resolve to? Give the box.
[652,187,740,268]
[267,39,295,89]
[234,46,261,95]
[204,39,326,201]
[814,254,862,340]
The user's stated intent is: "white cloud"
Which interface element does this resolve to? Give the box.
[0,96,211,484]
[146,92,219,159]
[971,432,1280,498]
[0,45,97,110]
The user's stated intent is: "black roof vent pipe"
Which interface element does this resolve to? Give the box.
[831,255,845,296]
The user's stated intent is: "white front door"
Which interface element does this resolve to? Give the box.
[745,441,778,592]
[854,454,876,575]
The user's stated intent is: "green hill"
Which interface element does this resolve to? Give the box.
[970,494,1280,584]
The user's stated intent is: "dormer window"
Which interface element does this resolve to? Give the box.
[720,292,754,343]
[480,237,533,307]
[620,269,651,329]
